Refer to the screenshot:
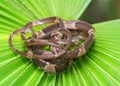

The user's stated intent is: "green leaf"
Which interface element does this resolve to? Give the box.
[0,0,120,86]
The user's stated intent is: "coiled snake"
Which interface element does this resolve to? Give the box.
[9,17,94,73]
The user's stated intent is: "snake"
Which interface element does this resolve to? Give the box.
[9,17,94,73]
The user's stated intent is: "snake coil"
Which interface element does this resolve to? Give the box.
[9,17,94,73]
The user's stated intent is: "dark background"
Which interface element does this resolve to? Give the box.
[81,0,120,24]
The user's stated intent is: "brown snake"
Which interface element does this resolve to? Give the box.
[9,17,94,73]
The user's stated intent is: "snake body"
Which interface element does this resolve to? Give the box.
[9,17,94,73]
